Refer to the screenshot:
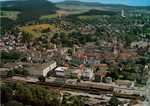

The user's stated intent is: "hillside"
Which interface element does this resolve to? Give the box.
[1,0,59,31]
[57,0,132,8]
[1,0,59,20]
[57,0,150,11]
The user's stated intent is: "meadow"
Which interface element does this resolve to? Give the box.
[20,24,77,38]
[20,24,55,38]
[0,10,20,20]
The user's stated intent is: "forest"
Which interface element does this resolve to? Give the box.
[1,0,59,31]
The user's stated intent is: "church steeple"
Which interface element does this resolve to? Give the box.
[113,45,118,57]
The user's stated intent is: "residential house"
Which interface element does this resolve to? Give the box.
[87,57,101,65]
[99,64,108,70]
[72,52,87,65]
[117,49,140,63]
[55,67,68,77]
[25,61,57,76]
[82,68,94,81]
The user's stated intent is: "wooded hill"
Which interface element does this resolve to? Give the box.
[1,0,59,23]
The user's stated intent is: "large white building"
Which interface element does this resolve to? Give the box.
[55,67,68,77]
[25,61,57,76]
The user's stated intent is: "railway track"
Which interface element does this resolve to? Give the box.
[1,78,144,100]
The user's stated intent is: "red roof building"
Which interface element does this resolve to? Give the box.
[0,42,4,45]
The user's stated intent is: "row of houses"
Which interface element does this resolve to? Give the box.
[72,49,140,65]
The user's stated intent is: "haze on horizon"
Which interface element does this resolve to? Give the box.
[1,0,150,6]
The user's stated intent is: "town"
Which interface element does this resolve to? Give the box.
[0,0,150,106]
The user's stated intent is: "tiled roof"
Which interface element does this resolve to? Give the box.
[99,64,107,67]
[73,53,87,58]
[0,42,4,45]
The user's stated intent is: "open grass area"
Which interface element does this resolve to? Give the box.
[0,10,20,20]
[20,24,55,38]
[40,13,60,19]
[20,24,77,38]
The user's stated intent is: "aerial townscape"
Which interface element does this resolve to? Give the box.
[0,0,150,106]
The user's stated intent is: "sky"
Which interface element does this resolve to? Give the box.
[1,0,150,6]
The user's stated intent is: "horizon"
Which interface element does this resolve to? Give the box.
[1,0,150,6]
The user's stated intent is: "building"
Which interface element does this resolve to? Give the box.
[72,52,87,65]
[82,68,94,81]
[87,57,101,65]
[99,64,108,70]
[64,68,84,78]
[118,10,125,17]
[0,68,9,78]
[55,67,68,77]
[25,61,57,76]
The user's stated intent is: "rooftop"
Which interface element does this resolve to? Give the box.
[99,64,107,67]
[73,52,87,58]
[55,67,68,72]
[83,68,93,73]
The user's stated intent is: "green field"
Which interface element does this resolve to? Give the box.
[20,24,77,38]
[40,14,60,19]
[20,24,56,38]
[0,10,20,20]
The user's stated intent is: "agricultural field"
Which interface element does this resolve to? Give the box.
[20,24,77,38]
[40,13,60,19]
[0,10,20,20]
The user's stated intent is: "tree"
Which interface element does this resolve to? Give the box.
[77,79,81,82]
[140,58,147,65]
[14,84,33,105]
[30,87,50,106]
[13,68,22,74]
[5,100,23,106]
[68,49,73,55]
[47,71,53,77]
[109,97,120,106]
[7,70,14,77]
[38,75,46,82]
[22,69,29,77]
[1,85,13,104]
